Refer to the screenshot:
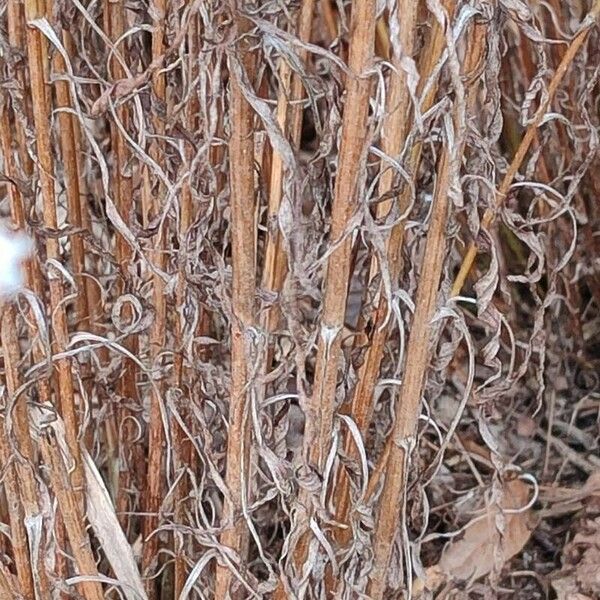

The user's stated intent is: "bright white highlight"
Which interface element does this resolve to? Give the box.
[0,224,32,296]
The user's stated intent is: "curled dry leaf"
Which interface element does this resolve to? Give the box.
[420,478,536,591]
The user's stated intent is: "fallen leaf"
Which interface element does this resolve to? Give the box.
[435,479,535,582]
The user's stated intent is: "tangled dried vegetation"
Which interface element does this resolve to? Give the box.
[0,0,600,598]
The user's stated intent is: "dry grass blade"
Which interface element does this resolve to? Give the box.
[40,431,104,600]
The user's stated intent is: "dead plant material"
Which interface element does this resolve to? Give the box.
[0,2,599,599]
[421,478,536,590]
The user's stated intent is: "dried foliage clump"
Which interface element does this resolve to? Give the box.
[1,1,600,598]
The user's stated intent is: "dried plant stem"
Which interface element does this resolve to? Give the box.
[332,0,456,560]
[6,0,34,179]
[53,44,89,329]
[0,562,19,598]
[1,303,53,599]
[173,13,201,597]
[366,21,487,598]
[0,455,34,599]
[142,1,168,594]
[40,432,104,600]
[0,101,27,230]
[261,0,315,338]
[320,0,338,43]
[103,0,141,526]
[24,0,84,502]
[0,307,36,600]
[279,0,376,589]
[214,7,257,598]
[369,150,450,598]
[308,0,376,484]
[0,93,54,600]
[330,0,418,555]
[451,1,600,296]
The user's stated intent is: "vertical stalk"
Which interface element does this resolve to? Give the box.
[6,0,34,179]
[332,0,454,554]
[0,306,36,600]
[307,0,376,485]
[367,21,487,599]
[279,0,376,591]
[53,42,89,330]
[329,0,417,554]
[142,1,168,596]
[23,0,84,500]
[172,12,200,597]
[104,0,141,529]
[214,4,256,598]
[0,80,53,600]
[261,0,315,338]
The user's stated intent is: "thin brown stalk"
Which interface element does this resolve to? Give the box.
[0,308,35,600]
[330,0,418,552]
[278,0,377,590]
[451,0,600,296]
[0,562,19,598]
[142,1,168,595]
[23,2,84,587]
[103,0,142,529]
[331,1,456,555]
[6,0,34,179]
[23,0,84,500]
[320,0,338,44]
[172,12,201,597]
[1,303,52,599]
[53,43,89,330]
[214,6,257,598]
[0,89,54,600]
[307,0,376,486]
[366,22,487,599]
[40,432,104,600]
[261,0,315,346]
[0,454,33,600]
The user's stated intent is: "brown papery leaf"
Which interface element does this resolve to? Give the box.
[436,478,536,582]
